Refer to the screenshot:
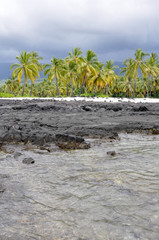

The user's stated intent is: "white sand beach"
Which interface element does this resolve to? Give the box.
[1,97,159,103]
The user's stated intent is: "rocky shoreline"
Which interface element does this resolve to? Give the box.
[0,99,159,148]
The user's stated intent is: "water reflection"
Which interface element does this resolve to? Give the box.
[0,133,159,239]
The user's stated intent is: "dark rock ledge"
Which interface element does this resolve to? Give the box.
[0,99,159,150]
[55,134,90,149]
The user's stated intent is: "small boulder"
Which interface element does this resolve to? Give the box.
[0,184,5,193]
[14,152,23,158]
[55,134,90,150]
[109,132,119,140]
[82,106,93,112]
[22,157,35,164]
[152,128,159,135]
[133,105,149,112]
[1,145,15,154]
[138,106,149,111]
[39,146,51,152]
[107,151,116,156]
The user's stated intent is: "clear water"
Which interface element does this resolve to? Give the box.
[0,133,159,240]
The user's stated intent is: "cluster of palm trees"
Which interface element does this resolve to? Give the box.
[1,48,159,98]
[121,50,159,98]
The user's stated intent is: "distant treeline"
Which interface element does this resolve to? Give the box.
[1,48,159,98]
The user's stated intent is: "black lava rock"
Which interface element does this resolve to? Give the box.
[22,157,35,164]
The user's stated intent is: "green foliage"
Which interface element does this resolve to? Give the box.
[80,93,96,97]
[1,48,159,98]
[80,93,109,98]
[0,92,15,98]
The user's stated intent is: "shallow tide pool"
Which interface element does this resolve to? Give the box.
[0,133,159,240]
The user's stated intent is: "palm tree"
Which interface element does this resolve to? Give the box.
[136,77,147,97]
[64,60,77,96]
[102,60,119,95]
[30,51,43,96]
[43,57,64,96]
[10,51,40,96]
[120,59,134,97]
[30,51,43,73]
[4,75,19,95]
[66,47,83,91]
[145,53,159,97]
[30,51,43,62]
[79,50,99,95]
[89,62,103,95]
[124,49,149,98]
[67,47,83,64]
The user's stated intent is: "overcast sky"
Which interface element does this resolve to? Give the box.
[0,0,159,63]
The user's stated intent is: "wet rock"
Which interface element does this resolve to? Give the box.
[1,145,15,154]
[0,142,3,151]
[82,105,93,112]
[0,174,9,179]
[39,146,51,152]
[97,107,105,113]
[138,106,149,111]
[107,106,122,112]
[133,105,149,112]
[0,100,158,146]
[109,132,119,140]
[22,157,35,164]
[30,135,45,146]
[55,134,90,150]
[0,184,5,193]
[1,132,13,143]
[14,152,23,158]
[107,151,116,156]
[29,133,54,146]
[152,128,159,135]
[55,134,84,143]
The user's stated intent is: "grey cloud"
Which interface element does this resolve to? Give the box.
[1,0,159,62]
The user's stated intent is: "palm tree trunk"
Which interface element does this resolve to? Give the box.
[132,78,136,98]
[22,83,25,96]
[7,86,10,93]
[66,84,69,96]
[94,86,97,96]
[79,71,87,96]
[85,86,88,94]
[127,82,129,98]
[128,77,132,98]
[70,74,74,97]
[150,78,153,97]
[30,82,34,96]
[104,87,106,94]
[105,84,108,95]
[55,75,59,96]
[71,85,74,97]
[147,76,150,98]
[22,69,27,96]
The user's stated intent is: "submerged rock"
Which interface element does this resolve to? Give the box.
[152,128,159,135]
[55,134,90,150]
[107,151,116,156]
[133,105,149,112]
[22,157,35,164]
[1,145,15,154]
[14,152,23,158]
[0,184,5,193]
[109,132,119,140]
[39,146,51,152]
[82,105,93,112]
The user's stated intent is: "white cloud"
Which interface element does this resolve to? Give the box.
[0,0,159,62]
